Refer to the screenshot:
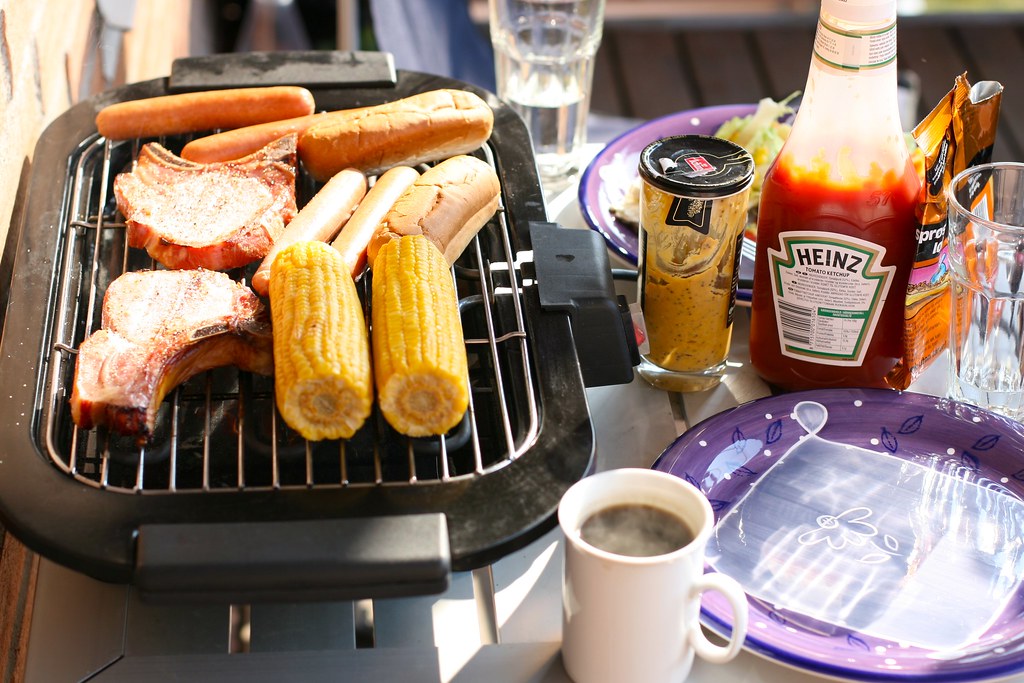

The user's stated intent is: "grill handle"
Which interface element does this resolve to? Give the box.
[167,50,398,91]
[134,514,451,603]
[530,222,640,387]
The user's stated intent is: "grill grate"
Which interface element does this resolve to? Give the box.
[41,134,540,495]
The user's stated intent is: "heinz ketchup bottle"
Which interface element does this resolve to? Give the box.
[749,0,920,391]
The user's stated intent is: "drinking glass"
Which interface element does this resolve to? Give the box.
[488,0,605,184]
[946,162,1024,420]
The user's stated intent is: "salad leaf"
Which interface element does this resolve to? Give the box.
[714,94,799,220]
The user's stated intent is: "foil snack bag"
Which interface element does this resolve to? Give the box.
[887,73,1003,390]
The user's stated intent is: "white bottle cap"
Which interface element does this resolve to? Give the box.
[821,0,896,24]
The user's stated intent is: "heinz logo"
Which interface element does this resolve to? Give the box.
[683,155,714,174]
[793,246,864,272]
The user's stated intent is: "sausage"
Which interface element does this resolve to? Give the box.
[251,168,368,296]
[180,111,338,163]
[95,86,316,141]
[298,89,494,181]
[331,166,420,277]
[367,155,500,268]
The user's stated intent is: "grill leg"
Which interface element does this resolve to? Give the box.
[471,566,499,645]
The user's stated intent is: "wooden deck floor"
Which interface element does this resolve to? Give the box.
[592,14,1024,161]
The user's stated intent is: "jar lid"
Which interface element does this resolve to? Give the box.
[638,135,754,199]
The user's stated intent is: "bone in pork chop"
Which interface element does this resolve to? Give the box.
[114,134,298,271]
[70,269,274,441]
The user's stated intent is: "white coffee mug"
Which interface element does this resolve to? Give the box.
[558,468,748,683]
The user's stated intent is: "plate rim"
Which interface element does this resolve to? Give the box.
[653,388,1024,683]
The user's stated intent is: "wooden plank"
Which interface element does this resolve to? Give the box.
[123,0,195,85]
[684,29,769,106]
[610,28,696,119]
[590,37,624,117]
[752,25,816,101]
[0,533,38,683]
[954,22,1024,161]
[900,22,1017,161]
[899,24,971,118]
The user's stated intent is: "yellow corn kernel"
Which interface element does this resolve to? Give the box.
[371,234,469,437]
[269,241,373,441]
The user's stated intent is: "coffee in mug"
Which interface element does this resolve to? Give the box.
[559,468,748,683]
[580,503,695,557]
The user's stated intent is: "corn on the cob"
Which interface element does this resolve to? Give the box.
[371,234,469,437]
[269,241,373,440]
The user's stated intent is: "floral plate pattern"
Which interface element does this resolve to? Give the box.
[653,388,1024,682]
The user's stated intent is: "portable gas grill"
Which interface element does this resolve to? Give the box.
[0,51,637,603]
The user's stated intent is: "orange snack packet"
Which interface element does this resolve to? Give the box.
[888,73,1003,389]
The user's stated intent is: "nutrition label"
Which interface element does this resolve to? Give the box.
[768,232,895,365]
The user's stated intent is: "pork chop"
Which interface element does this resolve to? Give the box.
[70,269,274,441]
[114,134,298,271]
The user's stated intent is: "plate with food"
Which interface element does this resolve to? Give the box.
[654,388,1024,682]
[578,99,795,300]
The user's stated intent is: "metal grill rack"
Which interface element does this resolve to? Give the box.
[42,135,540,496]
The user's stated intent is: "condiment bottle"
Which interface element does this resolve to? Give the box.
[636,135,754,392]
[749,0,920,391]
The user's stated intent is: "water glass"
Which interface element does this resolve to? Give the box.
[946,162,1024,420]
[488,0,605,183]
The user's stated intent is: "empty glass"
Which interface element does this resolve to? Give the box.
[946,162,1024,420]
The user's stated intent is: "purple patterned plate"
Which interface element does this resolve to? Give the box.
[654,388,1024,682]
[577,104,758,298]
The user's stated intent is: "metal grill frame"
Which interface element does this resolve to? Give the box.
[43,136,540,495]
[0,64,595,594]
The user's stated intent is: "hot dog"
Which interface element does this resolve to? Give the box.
[251,168,368,296]
[95,86,316,141]
[331,166,420,278]
[367,155,500,268]
[299,89,494,181]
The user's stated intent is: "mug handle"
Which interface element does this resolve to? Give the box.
[687,572,749,664]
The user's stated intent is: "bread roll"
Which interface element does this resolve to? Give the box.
[367,155,500,268]
[298,89,494,181]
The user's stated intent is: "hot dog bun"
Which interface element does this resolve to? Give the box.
[96,86,316,141]
[298,89,494,181]
[367,155,500,268]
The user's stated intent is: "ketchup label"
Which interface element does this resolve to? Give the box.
[767,232,895,365]
[814,18,896,71]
